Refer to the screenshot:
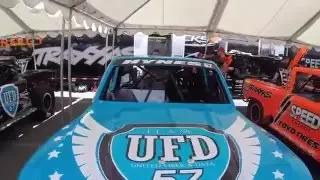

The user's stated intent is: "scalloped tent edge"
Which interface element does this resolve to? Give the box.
[0,0,113,38]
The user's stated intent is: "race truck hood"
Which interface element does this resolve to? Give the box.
[19,102,312,180]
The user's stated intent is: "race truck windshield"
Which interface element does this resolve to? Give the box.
[101,59,229,104]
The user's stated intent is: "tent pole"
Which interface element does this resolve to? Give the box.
[60,17,66,123]
[0,5,32,32]
[258,38,262,55]
[204,32,209,56]
[105,29,109,70]
[111,28,116,60]
[288,9,320,42]
[31,32,37,70]
[67,9,73,108]
[115,0,152,28]
[206,0,228,37]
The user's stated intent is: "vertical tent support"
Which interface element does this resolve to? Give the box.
[105,29,109,70]
[204,32,209,56]
[258,38,262,55]
[110,28,117,60]
[60,17,66,122]
[67,9,73,108]
[31,32,37,70]
[285,44,289,56]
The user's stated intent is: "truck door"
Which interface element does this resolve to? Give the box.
[272,71,320,161]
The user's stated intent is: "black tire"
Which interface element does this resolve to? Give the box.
[30,83,55,121]
[247,99,264,125]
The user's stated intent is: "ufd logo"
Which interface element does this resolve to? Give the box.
[127,134,218,162]
[98,124,240,180]
[0,84,19,117]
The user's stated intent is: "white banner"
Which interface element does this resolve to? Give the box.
[171,34,186,57]
[134,32,149,57]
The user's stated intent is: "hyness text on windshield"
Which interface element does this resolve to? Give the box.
[116,59,215,69]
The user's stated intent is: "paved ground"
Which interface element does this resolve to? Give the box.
[0,97,91,180]
[0,98,318,180]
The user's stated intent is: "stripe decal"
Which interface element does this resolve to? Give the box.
[273,95,294,123]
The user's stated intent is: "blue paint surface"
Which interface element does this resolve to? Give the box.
[19,56,312,180]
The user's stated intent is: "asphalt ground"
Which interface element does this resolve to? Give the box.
[0,98,318,180]
[0,97,91,180]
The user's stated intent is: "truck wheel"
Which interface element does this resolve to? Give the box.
[247,99,264,125]
[31,83,55,121]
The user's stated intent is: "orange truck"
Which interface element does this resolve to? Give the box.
[242,67,320,162]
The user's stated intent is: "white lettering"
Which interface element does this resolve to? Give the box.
[33,46,134,66]
[153,169,203,180]
[203,63,213,68]
[303,58,320,68]
[3,91,17,103]
[120,59,214,69]
[126,135,218,163]
[142,60,156,64]
[127,135,157,162]
[290,105,320,129]
[155,60,174,65]
[122,60,141,65]
[159,136,185,162]
[187,61,202,67]
[187,135,218,161]
[173,61,186,65]
[185,35,207,44]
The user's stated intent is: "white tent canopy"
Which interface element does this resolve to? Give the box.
[68,0,320,46]
[0,0,110,38]
[1,0,320,46]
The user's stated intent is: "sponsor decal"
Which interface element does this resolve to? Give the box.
[33,46,134,66]
[301,58,320,69]
[99,124,239,180]
[71,114,261,180]
[273,95,293,123]
[117,59,214,69]
[0,37,43,48]
[248,84,272,98]
[290,105,320,130]
[185,35,221,45]
[0,84,19,117]
[277,120,319,149]
[185,35,208,45]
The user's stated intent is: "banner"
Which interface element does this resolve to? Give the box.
[171,34,186,57]
[134,32,148,57]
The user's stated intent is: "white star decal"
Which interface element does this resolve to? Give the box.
[66,131,73,136]
[58,143,64,148]
[62,125,70,130]
[272,169,284,180]
[48,150,61,160]
[272,151,283,158]
[54,136,63,142]
[269,138,276,143]
[49,171,63,180]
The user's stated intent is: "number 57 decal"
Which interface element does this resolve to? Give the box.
[153,169,203,180]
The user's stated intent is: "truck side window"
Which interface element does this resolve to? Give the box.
[293,72,320,102]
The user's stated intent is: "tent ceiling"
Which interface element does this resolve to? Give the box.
[0,6,23,37]
[69,0,320,46]
[1,0,320,46]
